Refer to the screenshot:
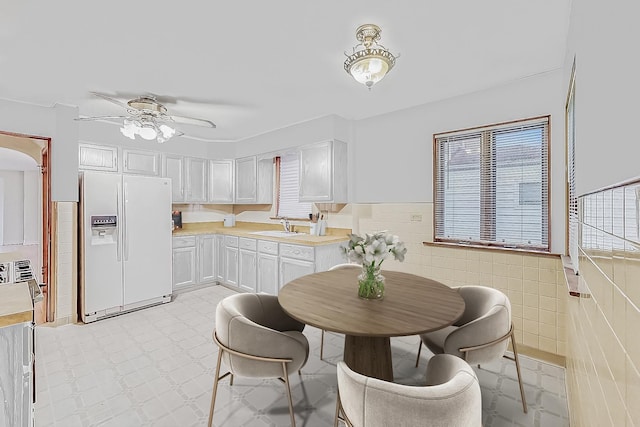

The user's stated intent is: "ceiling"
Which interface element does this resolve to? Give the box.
[0,1,572,144]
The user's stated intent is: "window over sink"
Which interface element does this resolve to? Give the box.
[276,152,312,219]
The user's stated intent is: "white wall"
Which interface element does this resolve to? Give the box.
[0,99,78,201]
[563,0,640,195]
[0,171,24,244]
[352,71,566,253]
[23,170,40,244]
[235,114,352,158]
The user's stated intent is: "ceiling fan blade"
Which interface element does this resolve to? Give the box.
[169,114,216,128]
[75,115,128,121]
[90,92,131,110]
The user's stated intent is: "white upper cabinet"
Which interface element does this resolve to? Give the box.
[234,156,273,204]
[162,154,185,202]
[185,157,208,203]
[256,157,274,204]
[123,149,160,176]
[299,140,348,203]
[235,156,257,204]
[208,160,234,203]
[79,143,119,172]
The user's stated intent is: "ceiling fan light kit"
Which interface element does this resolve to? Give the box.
[79,92,216,143]
[120,118,176,143]
[344,24,397,89]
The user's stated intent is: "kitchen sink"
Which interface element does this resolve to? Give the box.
[249,230,306,238]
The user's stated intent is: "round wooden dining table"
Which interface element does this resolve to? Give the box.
[278,269,465,382]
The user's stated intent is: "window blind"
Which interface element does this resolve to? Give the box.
[435,116,550,251]
[277,152,312,219]
[566,68,579,272]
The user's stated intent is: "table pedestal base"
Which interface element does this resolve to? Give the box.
[343,335,393,382]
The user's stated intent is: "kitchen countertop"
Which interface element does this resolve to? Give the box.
[0,282,33,328]
[172,221,350,246]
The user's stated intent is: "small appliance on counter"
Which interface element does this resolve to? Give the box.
[224,214,236,227]
[172,211,182,230]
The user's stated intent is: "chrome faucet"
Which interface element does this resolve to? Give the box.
[280,218,291,232]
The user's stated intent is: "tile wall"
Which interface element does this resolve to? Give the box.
[354,203,567,358]
[566,181,640,426]
[53,202,76,325]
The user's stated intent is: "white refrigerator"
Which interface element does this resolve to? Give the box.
[80,171,173,323]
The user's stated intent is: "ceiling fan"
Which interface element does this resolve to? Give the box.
[76,92,216,143]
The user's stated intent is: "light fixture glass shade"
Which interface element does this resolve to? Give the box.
[119,116,175,143]
[159,124,176,139]
[138,124,157,140]
[344,24,396,89]
[348,56,390,88]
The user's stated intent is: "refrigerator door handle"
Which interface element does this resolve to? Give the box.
[116,183,121,262]
[124,182,129,261]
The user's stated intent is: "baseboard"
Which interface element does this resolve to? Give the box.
[515,343,566,367]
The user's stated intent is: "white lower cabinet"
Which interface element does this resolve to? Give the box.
[177,233,346,294]
[239,249,257,292]
[238,238,257,292]
[215,235,225,283]
[279,257,315,289]
[198,234,216,283]
[172,236,197,290]
[173,234,217,291]
[257,240,279,295]
[224,236,239,287]
[279,242,316,289]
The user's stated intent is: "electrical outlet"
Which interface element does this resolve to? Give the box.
[410,214,423,222]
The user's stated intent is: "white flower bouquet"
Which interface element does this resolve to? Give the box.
[341,231,407,299]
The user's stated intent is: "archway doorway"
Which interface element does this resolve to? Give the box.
[0,132,52,324]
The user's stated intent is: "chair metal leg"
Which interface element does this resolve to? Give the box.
[282,362,296,427]
[415,340,423,367]
[510,330,528,413]
[334,390,341,427]
[320,329,325,360]
[208,350,224,427]
[230,373,234,386]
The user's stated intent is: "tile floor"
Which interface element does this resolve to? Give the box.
[35,285,570,426]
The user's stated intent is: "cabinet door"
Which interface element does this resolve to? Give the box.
[299,141,332,202]
[224,246,239,287]
[256,157,273,204]
[186,157,208,202]
[257,253,279,295]
[209,160,235,203]
[79,143,119,172]
[198,235,216,283]
[123,149,160,176]
[215,235,225,283]
[239,249,257,292]
[235,156,257,203]
[279,257,315,289]
[173,247,197,290]
[162,155,185,202]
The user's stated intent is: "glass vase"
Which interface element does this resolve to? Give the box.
[357,264,385,300]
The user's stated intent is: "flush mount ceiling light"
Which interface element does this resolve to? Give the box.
[344,24,397,89]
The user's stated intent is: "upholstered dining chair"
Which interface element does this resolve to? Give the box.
[415,285,528,413]
[335,354,482,427]
[208,293,310,427]
[320,263,362,360]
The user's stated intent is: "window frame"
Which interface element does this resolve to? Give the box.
[432,115,551,252]
[274,154,313,220]
[565,59,578,272]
